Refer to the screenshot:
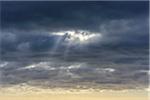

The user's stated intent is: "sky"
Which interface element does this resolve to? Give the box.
[0,1,149,90]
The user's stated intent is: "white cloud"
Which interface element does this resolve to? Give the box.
[19,62,56,71]
[0,62,8,68]
[51,30,102,45]
[95,68,115,73]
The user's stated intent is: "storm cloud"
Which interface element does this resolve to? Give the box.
[0,1,149,89]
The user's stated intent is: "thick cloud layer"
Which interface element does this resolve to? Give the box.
[0,1,149,89]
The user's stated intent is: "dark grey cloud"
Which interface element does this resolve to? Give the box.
[0,1,149,89]
[0,60,148,89]
[1,1,149,52]
[1,1,149,31]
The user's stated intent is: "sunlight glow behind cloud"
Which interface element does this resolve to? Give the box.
[51,30,102,44]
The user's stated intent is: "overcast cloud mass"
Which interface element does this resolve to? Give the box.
[0,1,149,90]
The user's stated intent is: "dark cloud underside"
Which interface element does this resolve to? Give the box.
[0,1,149,89]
